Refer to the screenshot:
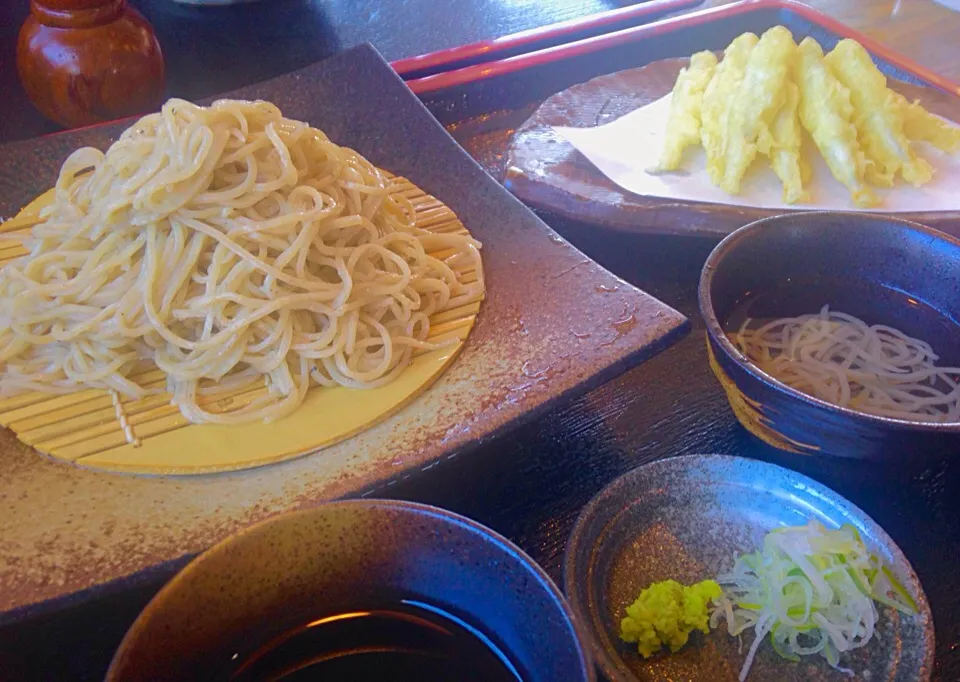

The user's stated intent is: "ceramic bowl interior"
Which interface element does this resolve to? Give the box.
[107,499,595,682]
[699,211,960,459]
[563,454,934,682]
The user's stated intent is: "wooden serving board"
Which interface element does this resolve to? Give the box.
[0,177,483,475]
[504,58,960,238]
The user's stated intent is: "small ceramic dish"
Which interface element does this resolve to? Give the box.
[699,211,960,460]
[107,499,595,682]
[563,454,934,682]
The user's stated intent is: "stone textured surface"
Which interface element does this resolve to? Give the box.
[564,454,934,682]
[0,45,687,618]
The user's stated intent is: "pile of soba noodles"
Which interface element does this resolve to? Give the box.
[0,99,483,425]
[733,306,960,422]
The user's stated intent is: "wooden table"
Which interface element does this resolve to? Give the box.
[1,1,959,680]
[703,0,960,81]
[3,0,957,142]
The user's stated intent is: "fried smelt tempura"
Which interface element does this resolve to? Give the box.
[656,51,718,171]
[651,26,958,206]
[701,32,759,185]
[760,80,808,203]
[897,93,960,153]
[794,38,877,207]
[825,39,933,187]
[720,26,797,194]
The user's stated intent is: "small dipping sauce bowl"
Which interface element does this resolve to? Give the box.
[107,499,594,682]
[699,211,960,460]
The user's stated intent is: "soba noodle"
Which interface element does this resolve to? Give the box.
[732,305,960,422]
[0,98,484,426]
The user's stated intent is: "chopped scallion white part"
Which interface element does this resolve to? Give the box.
[712,520,916,681]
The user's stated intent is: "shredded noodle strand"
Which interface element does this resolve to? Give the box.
[732,305,960,422]
[0,99,484,425]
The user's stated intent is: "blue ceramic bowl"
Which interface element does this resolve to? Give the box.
[699,211,960,460]
[107,500,595,682]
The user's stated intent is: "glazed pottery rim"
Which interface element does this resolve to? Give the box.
[561,453,935,682]
[107,498,596,682]
[699,210,960,432]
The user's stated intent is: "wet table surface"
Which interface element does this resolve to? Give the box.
[2,0,960,680]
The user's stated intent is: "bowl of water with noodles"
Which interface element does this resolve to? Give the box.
[106,499,595,682]
[700,211,960,460]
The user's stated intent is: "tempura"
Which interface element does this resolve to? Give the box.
[794,37,877,207]
[720,26,797,194]
[764,80,808,203]
[825,39,933,187]
[648,27,960,207]
[701,33,759,185]
[656,51,718,171]
[899,94,960,153]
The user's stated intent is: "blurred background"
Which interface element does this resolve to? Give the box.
[0,0,646,144]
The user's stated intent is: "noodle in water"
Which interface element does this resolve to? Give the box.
[732,305,960,422]
[0,99,484,426]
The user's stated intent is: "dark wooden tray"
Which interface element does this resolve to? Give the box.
[390,0,701,79]
[407,0,960,239]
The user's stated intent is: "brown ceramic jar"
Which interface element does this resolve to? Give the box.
[16,0,166,129]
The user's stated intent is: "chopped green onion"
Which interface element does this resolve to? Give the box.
[710,520,917,681]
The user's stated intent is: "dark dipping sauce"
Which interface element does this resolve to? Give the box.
[227,600,524,682]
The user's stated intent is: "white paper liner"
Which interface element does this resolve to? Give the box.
[554,93,960,213]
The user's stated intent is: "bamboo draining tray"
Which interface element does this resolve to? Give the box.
[0,177,483,475]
